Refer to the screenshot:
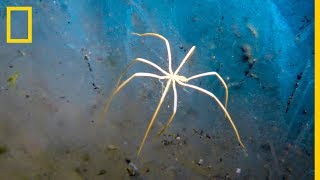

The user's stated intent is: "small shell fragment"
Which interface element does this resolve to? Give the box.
[236,168,241,174]
[198,159,204,166]
[107,144,118,151]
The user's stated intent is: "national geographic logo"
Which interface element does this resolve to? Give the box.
[6,6,32,43]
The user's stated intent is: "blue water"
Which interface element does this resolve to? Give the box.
[0,0,314,179]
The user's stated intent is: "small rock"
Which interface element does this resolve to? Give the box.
[260,143,271,152]
[302,109,307,115]
[125,158,131,164]
[125,159,138,176]
[82,153,90,162]
[198,159,204,166]
[98,169,106,175]
[161,139,173,146]
[225,173,230,179]
[0,145,8,154]
[75,167,81,174]
[297,73,303,80]
[107,144,118,151]
[145,168,150,173]
[236,168,241,174]
[127,167,136,176]
[241,44,253,63]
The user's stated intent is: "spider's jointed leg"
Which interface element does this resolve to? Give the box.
[174,46,196,75]
[138,79,172,155]
[102,72,167,114]
[176,80,245,149]
[99,59,168,124]
[132,32,174,74]
[115,58,169,87]
[158,80,178,136]
[187,72,229,110]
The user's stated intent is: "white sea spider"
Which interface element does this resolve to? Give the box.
[102,33,245,155]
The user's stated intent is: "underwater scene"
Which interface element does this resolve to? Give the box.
[0,0,315,179]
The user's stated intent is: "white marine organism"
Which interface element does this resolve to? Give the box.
[102,33,245,155]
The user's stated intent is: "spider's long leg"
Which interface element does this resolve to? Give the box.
[116,58,169,87]
[98,59,170,123]
[138,79,172,156]
[174,46,196,75]
[132,32,173,74]
[187,72,229,110]
[102,73,167,115]
[176,80,245,149]
[158,80,178,136]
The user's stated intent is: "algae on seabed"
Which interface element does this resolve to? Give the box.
[7,72,20,88]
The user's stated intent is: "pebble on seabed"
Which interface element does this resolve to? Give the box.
[198,159,204,166]
[125,159,138,176]
[236,168,241,174]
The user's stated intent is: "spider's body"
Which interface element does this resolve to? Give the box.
[174,75,188,82]
[102,33,245,155]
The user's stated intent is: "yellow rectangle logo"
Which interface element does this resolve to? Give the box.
[6,6,32,43]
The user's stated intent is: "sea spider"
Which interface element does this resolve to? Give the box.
[102,33,245,155]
